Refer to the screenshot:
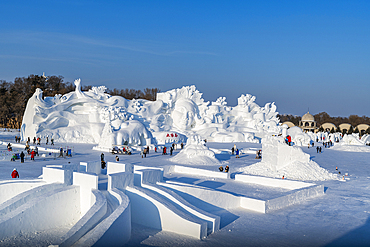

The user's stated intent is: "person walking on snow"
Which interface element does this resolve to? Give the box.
[235,149,240,158]
[20,151,25,163]
[11,168,19,178]
[31,149,35,160]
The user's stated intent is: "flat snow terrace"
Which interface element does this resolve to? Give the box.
[162,165,324,214]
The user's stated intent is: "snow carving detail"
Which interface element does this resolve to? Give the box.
[21,79,282,146]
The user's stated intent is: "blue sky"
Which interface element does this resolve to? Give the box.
[1,0,369,117]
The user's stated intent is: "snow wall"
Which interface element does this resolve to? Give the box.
[21,80,281,148]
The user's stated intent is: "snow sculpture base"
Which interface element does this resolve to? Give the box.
[170,135,221,166]
[240,136,337,181]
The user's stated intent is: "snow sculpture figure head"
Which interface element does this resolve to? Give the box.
[172,98,200,131]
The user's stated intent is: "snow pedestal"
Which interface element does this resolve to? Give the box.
[169,135,221,166]
[240,136,337,181]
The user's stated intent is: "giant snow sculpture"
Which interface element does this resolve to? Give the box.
[21,79,281,148]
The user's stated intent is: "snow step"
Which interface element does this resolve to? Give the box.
[125,186,208,239]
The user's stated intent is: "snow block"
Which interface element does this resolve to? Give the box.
[262,137,310,171]
[73,172,99,216]
[265,184,325,213]
[76,189,131,246]
[234,174,315,190]
[55,189,107,247]
[239,197,266,213]
[80,161,101,175]
[0,186,80,240]
[134,169,163,186]
[167,165,230,179]
[46,163,79,172]
[107,162,134,175]
[126,186,207,239]
[134,165,164,172]
[0,180,45,204]
[108,172,134,191]
[43,167,73,185]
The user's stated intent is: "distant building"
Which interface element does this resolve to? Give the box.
[299,112,316,132]
[281,111,369,135]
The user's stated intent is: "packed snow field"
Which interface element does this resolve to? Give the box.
[1,130,370,246]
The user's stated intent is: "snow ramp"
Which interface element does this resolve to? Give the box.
[126,186,208,239]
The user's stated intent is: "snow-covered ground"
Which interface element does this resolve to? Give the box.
[1,130,370,246]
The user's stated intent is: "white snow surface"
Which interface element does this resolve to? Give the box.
[1,130,370,246]
[20,80,280,149]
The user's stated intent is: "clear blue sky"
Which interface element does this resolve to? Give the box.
[1,0,369,117]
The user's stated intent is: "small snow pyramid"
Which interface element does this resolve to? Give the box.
[170,135,221,166]
[240,136,337,181]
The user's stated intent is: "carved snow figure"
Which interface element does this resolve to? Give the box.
[21,79,281,147]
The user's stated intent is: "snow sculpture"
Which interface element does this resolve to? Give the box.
[240,136,337,181]
[338,134,365,146]
[21,80,281,147]
[169,135,221,166]
[286,126,311,146]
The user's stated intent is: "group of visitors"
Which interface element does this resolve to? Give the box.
[219,165,229,173]
[231,144,242,158]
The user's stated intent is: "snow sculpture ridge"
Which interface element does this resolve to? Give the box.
[21,80,281,148]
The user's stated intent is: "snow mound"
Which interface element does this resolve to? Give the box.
[169,135,221,166]
[240,160,337,181]
[239,136,337,181]
[338,134,364,146]
[330,134,370,152]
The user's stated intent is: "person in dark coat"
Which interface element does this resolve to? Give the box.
[225,165,229,173]
[20,151,25,163]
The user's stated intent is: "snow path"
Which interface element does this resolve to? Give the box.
[1,131,370,246]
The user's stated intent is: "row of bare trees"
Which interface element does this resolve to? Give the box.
[0,74,160,129]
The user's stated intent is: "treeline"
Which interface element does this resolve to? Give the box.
[278,112,370,127]
[0,74,160,129]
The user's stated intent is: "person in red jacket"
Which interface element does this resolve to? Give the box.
[11,168,19,178]
[30,149,35,160]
